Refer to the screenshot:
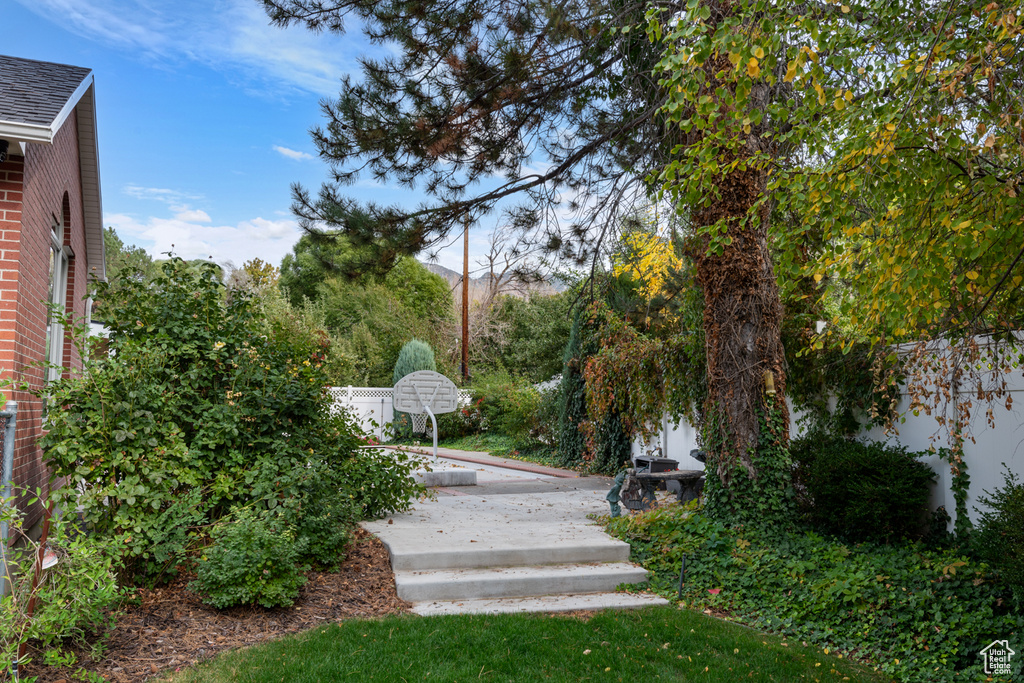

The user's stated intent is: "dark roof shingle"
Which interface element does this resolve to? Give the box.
[0,54,91,127]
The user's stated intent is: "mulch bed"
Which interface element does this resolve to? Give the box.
[22,528,411,683]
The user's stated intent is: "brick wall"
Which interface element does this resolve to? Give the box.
[0,108,94,530]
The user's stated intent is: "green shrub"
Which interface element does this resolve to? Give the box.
[530,385,562,448]
[790,434,936,543]
[41,258,418,589]
[2,499,121,677]
[607,505,1024,683]
[974,466,1024,606]
[295,484,360,569]
[462,371,564,456]
[392,339,437,383]
[436,403,479,439]
[467,372,530,438]
[191,508,308,609]
[339,448,425,520]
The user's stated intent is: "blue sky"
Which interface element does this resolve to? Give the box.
[6,0,490,274]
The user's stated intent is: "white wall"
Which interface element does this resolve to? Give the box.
[329,387,395,441]
[631,415,705,470]
[859,369,1024,529]
[632,372,1024,528]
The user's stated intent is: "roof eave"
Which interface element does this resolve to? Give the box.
[75,81,106,283]
[0,71,95,149]
[0,68,106,281]
[0,120,52,152]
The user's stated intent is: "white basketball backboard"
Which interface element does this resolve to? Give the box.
[393,371,459,415]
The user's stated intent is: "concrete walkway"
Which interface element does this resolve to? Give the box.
[363,449,669,616]
[383,444,583,478]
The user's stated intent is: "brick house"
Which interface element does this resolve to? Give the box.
[0,55,106,531]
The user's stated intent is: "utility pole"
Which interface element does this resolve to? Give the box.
[461,213,470,383]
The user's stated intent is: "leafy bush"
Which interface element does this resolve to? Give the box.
[466,372,533,439]
[2,498,121,677]
[42,257,422,591]
[436,401,482,439]
[460,371,563,456]
[974,466,1024,607]
[340,448,425,520]
[295,484,360,569]
[529,385,562,449]
[191,508,308,609]
[607,505,1023,683]
[790,435,936,543]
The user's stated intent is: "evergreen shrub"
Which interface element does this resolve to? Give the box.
[974,466,1024,606]
[391,339,437,383]
[791,434,936,543]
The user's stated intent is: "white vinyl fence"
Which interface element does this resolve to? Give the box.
[329,386,472,442]
[631,370,1024,529]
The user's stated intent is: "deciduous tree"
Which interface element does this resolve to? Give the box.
[653,0,1024,506]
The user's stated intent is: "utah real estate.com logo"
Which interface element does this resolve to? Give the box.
[980,639,1016,677]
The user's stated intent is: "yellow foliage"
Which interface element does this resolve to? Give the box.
[612,232,682,308]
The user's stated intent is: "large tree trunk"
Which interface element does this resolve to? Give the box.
[692,159,790,522]
[682,4,792,525]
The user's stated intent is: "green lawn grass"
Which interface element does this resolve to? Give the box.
[161,606,889,683]
[437,433,569,470]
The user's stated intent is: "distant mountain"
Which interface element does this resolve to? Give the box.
[419,261,562,300]
[421,262,461,281]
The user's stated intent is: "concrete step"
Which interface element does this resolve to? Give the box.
[387,538,630,571]
[413,469,477,487]
[411,592,670,615]
[394,562,649,602]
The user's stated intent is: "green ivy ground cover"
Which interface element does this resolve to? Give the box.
[606,505,1023,683]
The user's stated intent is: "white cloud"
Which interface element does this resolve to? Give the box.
[14,0,174,54]
[124,185,201,204]
[106,211,301,267]
[224,0,352,96]
[15,0,362,96]
[273,145,314,161]
[173,209,212,223]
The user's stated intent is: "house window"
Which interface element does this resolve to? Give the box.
[45,216,70,384]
